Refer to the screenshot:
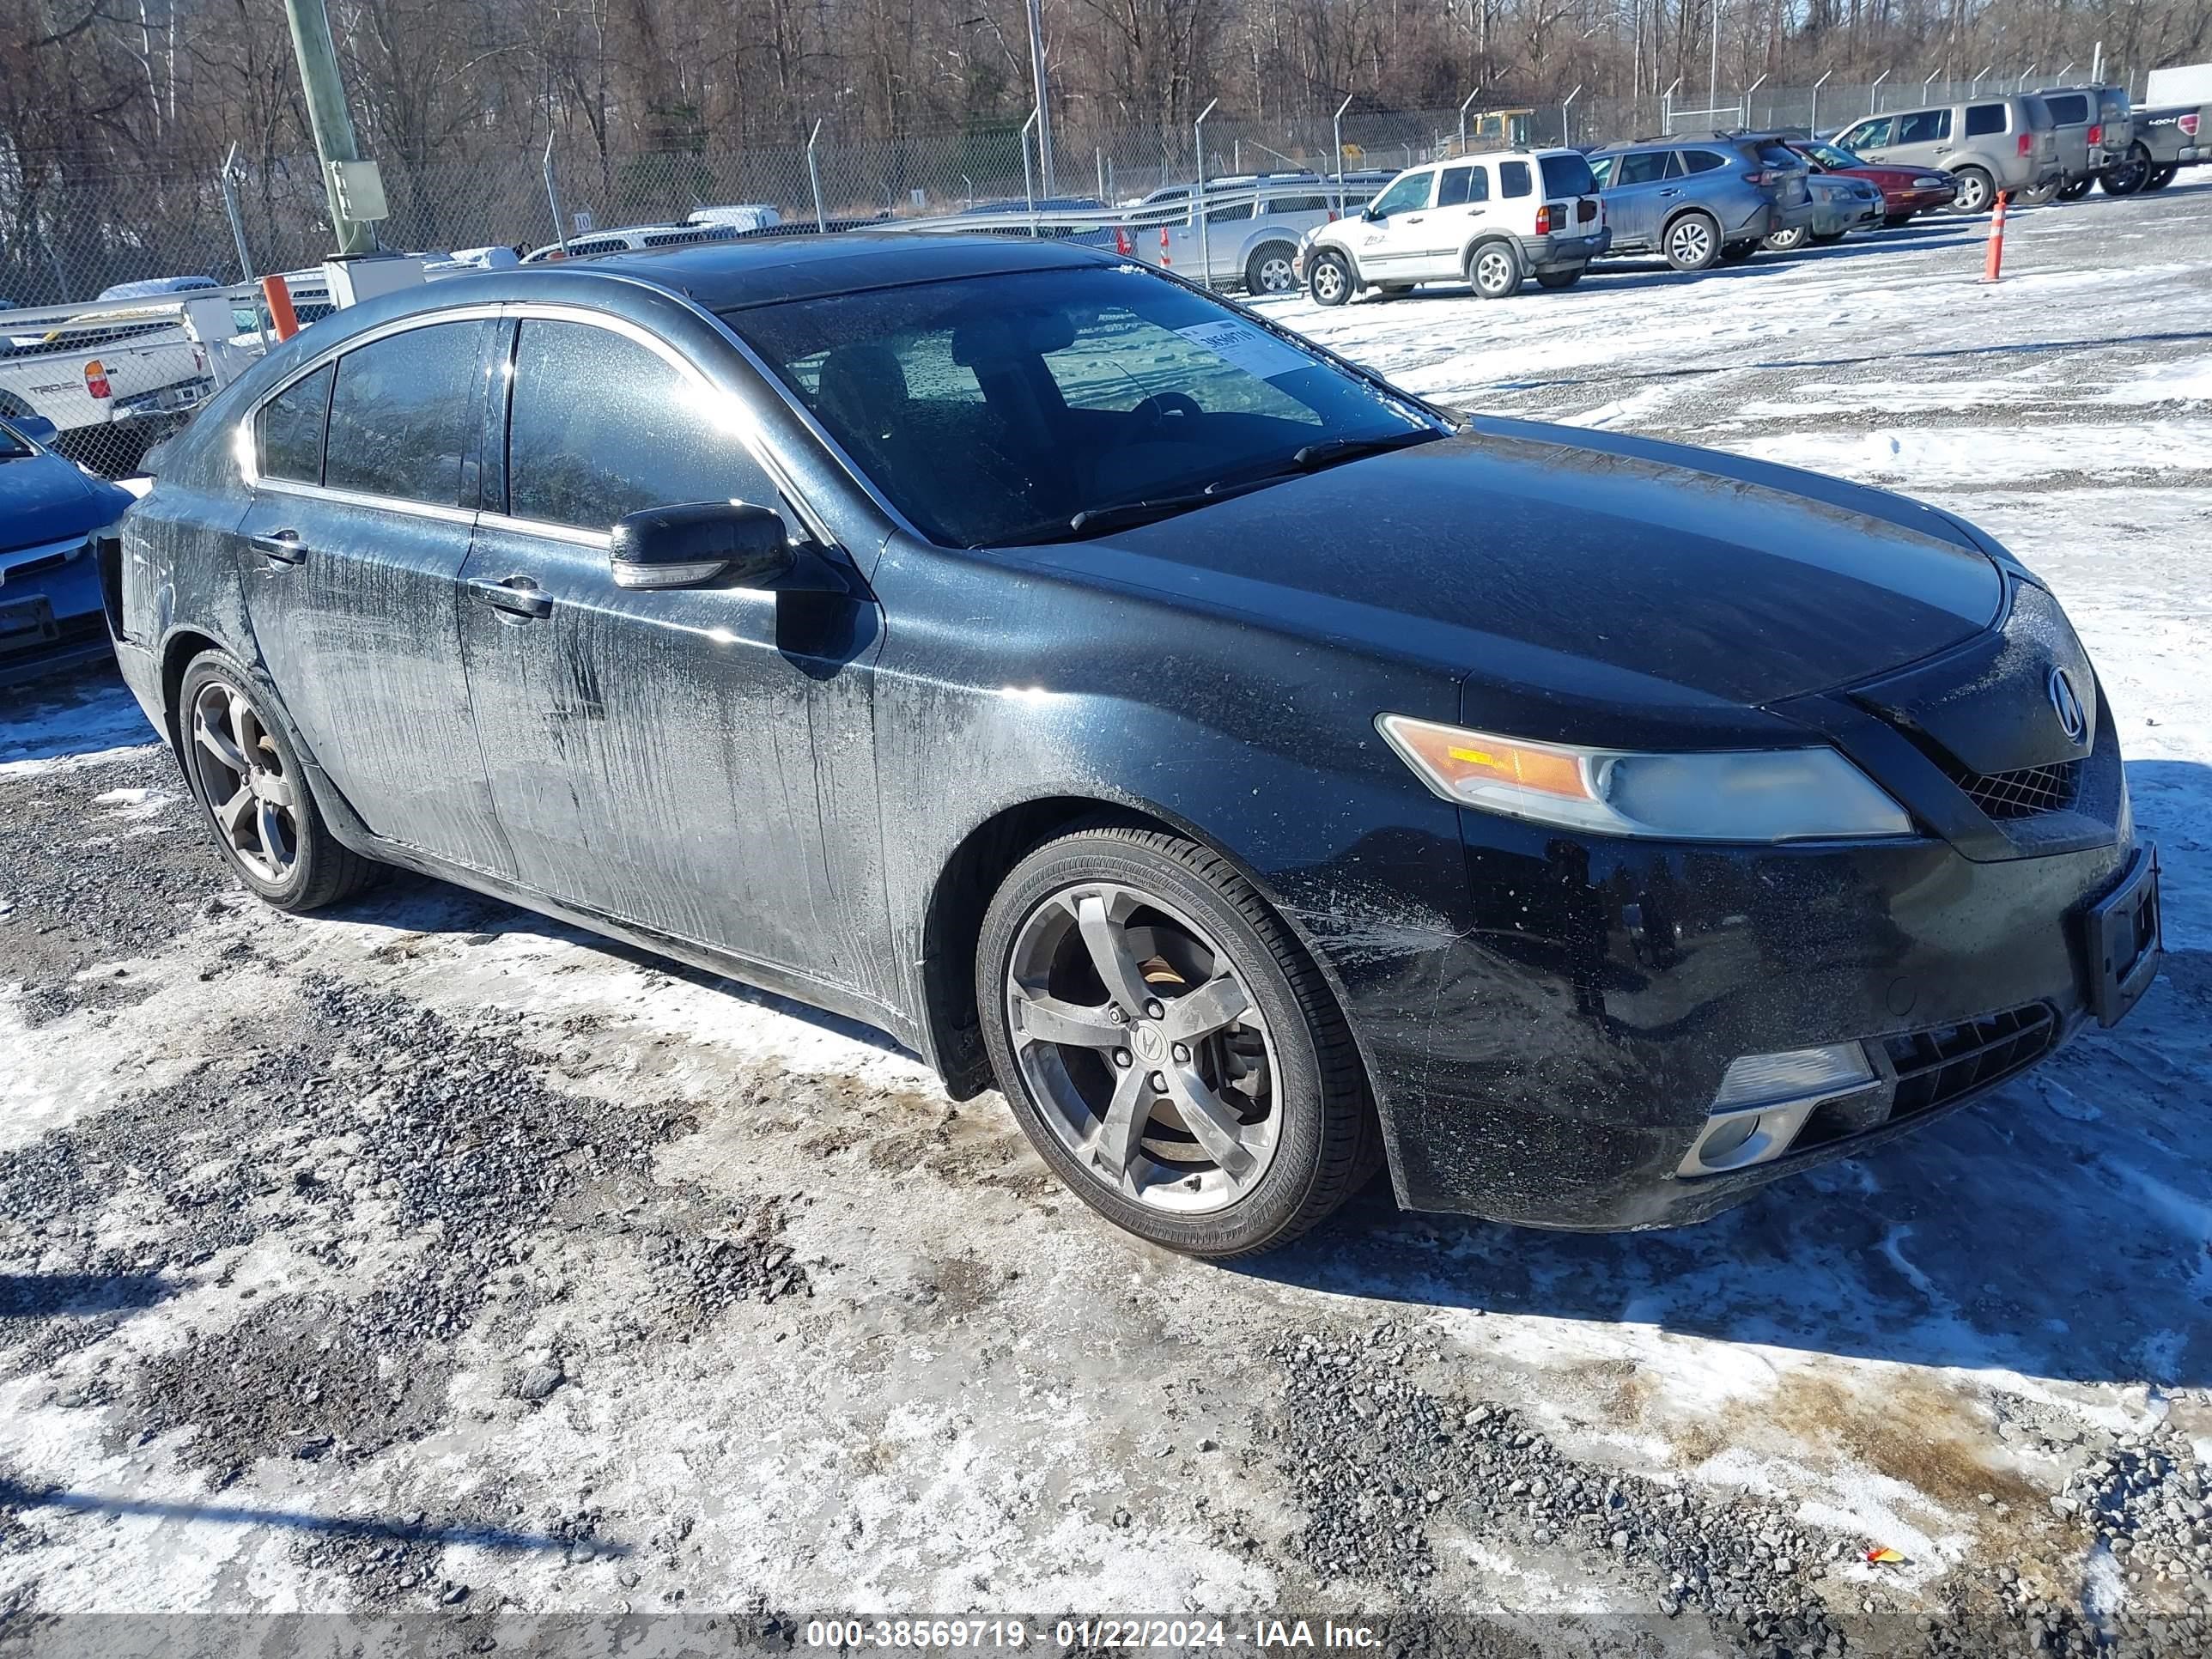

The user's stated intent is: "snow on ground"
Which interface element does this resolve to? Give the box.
[1,178,2209,1656]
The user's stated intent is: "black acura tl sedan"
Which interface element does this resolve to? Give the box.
[103,235,2161,1257]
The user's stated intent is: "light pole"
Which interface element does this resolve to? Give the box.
[1025,0,1055,194]
[1811,67,1832,134]
[1194,99,1218,289]
[1333,94,1353,212]
[282,0,373,253]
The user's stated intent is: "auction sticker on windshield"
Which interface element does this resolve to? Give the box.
[1173,319,1313,381]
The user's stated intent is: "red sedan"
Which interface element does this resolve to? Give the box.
[1788,139,1960,226]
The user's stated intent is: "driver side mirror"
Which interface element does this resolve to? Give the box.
[610,500,791,591]
[3,412,58,447]
[1361,204,1382,222]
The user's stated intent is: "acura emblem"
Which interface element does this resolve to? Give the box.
[2049,668,2087,744]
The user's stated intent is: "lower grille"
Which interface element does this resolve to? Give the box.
[1883,1003,2057,1118]
[1950,758,2083,820]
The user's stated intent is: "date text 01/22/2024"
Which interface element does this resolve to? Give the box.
[800,1619,1388,1650]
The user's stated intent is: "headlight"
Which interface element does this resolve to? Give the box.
[1376,714,1915,842]
[1914,175,1948,187]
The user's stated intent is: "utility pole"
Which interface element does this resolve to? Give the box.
[282,0,373,254]
[1025,0,1056,196]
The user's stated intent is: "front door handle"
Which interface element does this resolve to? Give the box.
[468,575,554,620]
[251,530,305,565]
[1406,214,1425,223]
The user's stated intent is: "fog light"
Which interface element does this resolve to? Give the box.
[1712,1043,1872,1109]
[1677,1042,1877,1178]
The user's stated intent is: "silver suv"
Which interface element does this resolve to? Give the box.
[2037,85,2135,198]
[1832,97,2061,212]
[1586,133,1814,271]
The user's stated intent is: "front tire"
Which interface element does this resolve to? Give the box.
[1468,241,1522,298]
[1243,241,1299,296]
[975,823,1377,1258]
[177,650,377,912]
[1307,249,1354,307]
[1662,211,1721,271]
[1949,167,1995,215]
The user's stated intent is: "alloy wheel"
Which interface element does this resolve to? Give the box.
[1474,246,1516,295]
[1255,253,1297,294]
[1954,173,1991,214]
[1667,218,1713,267]
[1310,258,1348,303]
[1003,881,1280,1214]
[189,679,300,884]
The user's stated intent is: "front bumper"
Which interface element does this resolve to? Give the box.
[0,548,110,687]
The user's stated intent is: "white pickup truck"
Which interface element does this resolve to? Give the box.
[0,298,231,477]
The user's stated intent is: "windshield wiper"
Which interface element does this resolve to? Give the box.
[1289,428,1443,472]
[999,472,1297,546]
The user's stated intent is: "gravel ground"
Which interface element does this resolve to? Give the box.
[3,183,2211,1659]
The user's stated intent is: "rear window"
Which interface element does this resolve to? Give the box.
[1538,153,1596,196]
[2100,88,2131,120]
[2045,93,2089,124]
[1754,142,1802,168]
[1964,103,2008,137]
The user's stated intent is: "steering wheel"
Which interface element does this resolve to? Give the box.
[1130,392,1202,430]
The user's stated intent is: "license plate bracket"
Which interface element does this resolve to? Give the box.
[0,597,58,654]
[2086,845,2162,1028]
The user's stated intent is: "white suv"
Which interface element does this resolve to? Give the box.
[1296,149,1610,303]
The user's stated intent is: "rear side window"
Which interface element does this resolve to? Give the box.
[324,320,489,507]
[1266,195,1331,214]
[1498,161,1533,197]
[1964,104,2007,137]
[258,362,333,484]
[2045,93,2089,124]
[1608,152,1667,186]
[1539,152,1595,196]
[1897,109,1953,143]
[505,319,776,533]
[1682,149,1728,173]
[1436,167,1475,207]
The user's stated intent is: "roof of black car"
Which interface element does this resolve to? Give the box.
[581,231,1114,310]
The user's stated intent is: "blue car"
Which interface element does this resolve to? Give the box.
[1,412,134,686]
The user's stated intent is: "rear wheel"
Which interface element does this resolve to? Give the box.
[1243,240,1299,295]
[1764,223,1808,251]
[1468,241,1522,298]
[1534,266,1584,289]
[1662,211,1721,271]
[177,651,376,912]
[2057,177,2094,202]
[1949,167,1995,215]
[1307,249,1353,307]
[2145,165,2179,191]
[2100,149,2149,195]
[976,823,1377,1258]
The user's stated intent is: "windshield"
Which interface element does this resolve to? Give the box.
[1539,153,1597,196]
[1802,141,1863,169]
[726,264,1436,548]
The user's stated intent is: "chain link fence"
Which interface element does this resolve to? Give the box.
[0,73,2084,477]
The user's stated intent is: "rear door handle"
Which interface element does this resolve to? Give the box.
[251,530,304,565]
[1659,187,1681,198]
[468,575,554,619]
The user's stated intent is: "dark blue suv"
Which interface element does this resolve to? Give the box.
[0,413,135,685]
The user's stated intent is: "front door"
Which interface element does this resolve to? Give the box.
[456,313,884,982]
[237,316,515,876]
[1350,168,1438,280]
[1598,149,1677,248]
[1834,116,1896,162]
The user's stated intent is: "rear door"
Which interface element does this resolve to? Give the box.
[1420,165,1485,276]
[1888,107,1954,167]
[237,313,514,875]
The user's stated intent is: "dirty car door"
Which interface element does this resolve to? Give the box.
[238,315,515,875]
[458,312,885,982]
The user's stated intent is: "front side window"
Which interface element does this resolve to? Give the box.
[258,362,334,484]
[505,319,776,533]
[1963,104,2006,137]
[1369,171,1435,216]
[726,265,1431,549]
[1498,161,1533,197]
[323,320,489,507]
[1839,117,1893,149]
[1609,152,1667,187]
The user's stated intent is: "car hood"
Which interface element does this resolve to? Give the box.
[0,451,128,552]
[1026,419,2003,736]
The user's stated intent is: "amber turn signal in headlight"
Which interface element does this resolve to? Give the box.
[1376,714,1916,843]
